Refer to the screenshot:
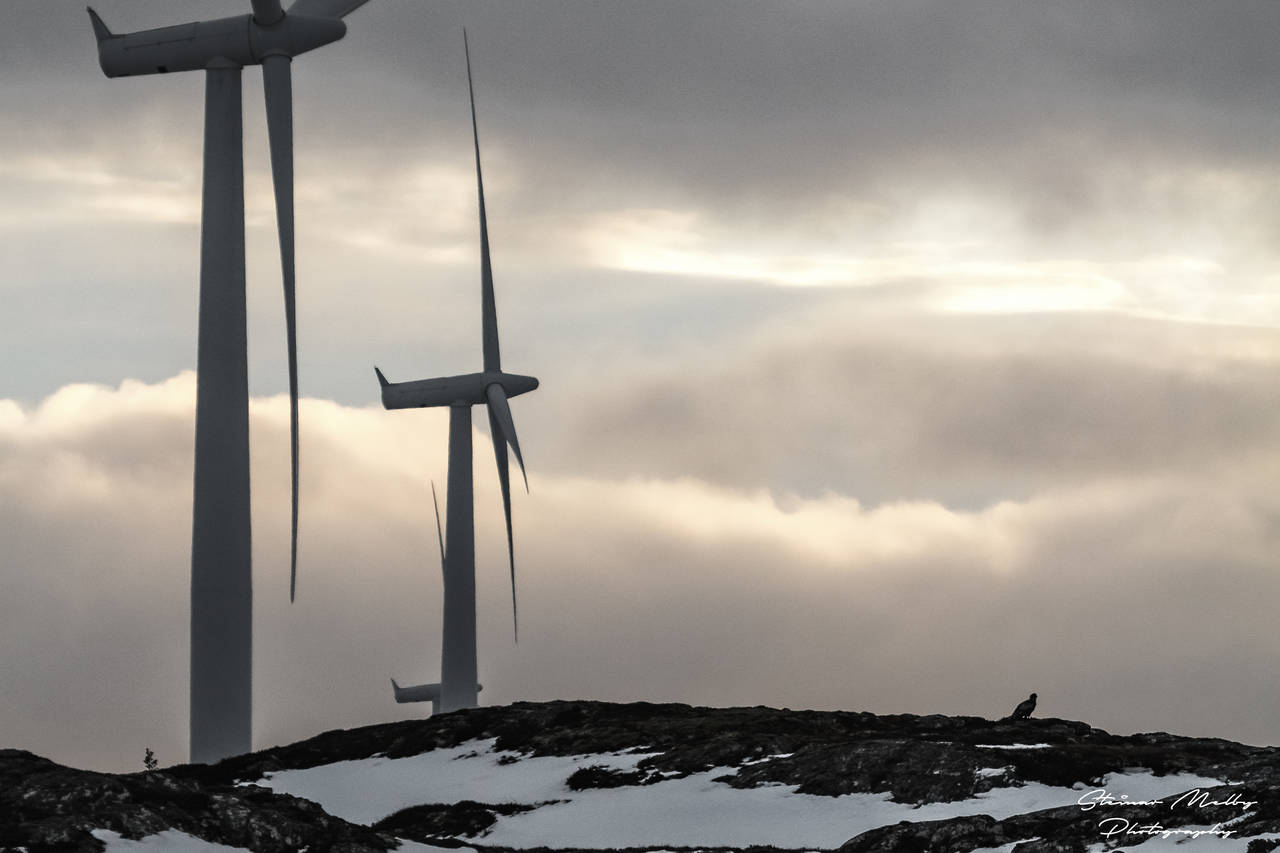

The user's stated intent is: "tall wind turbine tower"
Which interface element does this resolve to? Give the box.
[88,0,372,763]
[378,35,539,714]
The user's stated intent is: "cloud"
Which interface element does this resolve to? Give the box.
[3,374,1280,774]
[12,0,1280,423]
[541,305,1280,507]
[19,1,1280,303]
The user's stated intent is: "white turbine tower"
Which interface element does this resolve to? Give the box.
[88,0,372,763]
[377,35,538,714]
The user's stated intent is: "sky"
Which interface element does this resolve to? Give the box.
[4,0,1280,773]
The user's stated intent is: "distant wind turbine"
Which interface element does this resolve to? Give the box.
[378,34,539,714]
[88,0,373,763]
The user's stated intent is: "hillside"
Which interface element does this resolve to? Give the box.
[4,700,1280,852]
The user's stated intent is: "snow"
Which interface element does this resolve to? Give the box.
[257,738,661,824]
[975,742,1053,749]
[255,739,1230,849]
[1078,771,1228,805]
[91,829,250,852]
[393,842,477,853]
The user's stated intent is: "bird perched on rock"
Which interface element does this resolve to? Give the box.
[1009,693,1037,720]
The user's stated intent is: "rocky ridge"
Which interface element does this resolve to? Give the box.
[3,700,1279,852]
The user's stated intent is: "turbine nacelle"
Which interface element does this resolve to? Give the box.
[375,369,539,410]
[88,8,346,77]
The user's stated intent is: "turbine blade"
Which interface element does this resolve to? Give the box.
[286,0,371,19]
[487,404,517,641]
[431,480,445,577]
[465,31,501,374]
[251,0,284,25]
[486,383,528,491]
[87,7,113,43]
[263,53,301,602]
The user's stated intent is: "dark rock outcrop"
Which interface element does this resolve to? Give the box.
[0,749,395,853]
[837,814,1009,853]
[566,764,654,790]
[181,701,1280,809]
[373,800,542,843]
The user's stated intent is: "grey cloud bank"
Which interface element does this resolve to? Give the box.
[551,308,1280,504]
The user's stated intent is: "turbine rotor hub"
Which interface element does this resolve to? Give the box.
[250,14,347,62]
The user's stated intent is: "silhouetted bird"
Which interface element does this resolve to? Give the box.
[1010,693,1037,720]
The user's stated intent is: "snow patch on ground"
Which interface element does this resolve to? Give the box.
[975,742,1053,749]
[256,740,1230,849]
[972,843,1035,853]
[1079,772,1230,805]
[258,738,659,825]
[393,841,477,853]
[92,829,250,852]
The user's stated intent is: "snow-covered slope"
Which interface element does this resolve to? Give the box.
[256,737,1226,849]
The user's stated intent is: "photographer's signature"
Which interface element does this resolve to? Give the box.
[1077,787,1258,841]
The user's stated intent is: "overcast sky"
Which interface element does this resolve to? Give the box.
[5,0,1280,773]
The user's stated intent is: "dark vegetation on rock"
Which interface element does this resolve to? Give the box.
[0,748,395,853]
[565,764,656,790]
[5,700,1280,852]
[373,800,543,842]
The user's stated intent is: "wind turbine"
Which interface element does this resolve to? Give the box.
[378,35,538,714]
[88,0,371,763]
